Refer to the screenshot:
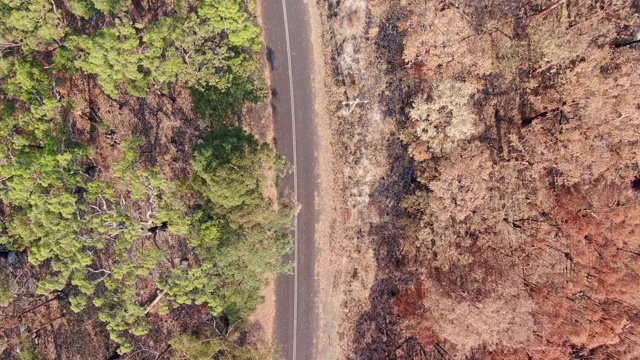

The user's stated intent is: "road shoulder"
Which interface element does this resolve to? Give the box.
[308,2,344,359]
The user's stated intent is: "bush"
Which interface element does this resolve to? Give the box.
[170,332,279,360]
[0,269,17,307]
[18,342,40,360]
[190,75,264,125]
[405,79,479,158]
[192,127,269,209]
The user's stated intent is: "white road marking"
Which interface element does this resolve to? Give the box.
[280,0,299,359]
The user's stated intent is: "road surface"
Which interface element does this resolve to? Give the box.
[261,1,317,360]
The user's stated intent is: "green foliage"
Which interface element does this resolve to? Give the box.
[196,0,260,51]
[174,0,261,90]
[0,268,17,307]
[0,59,61,152]
[2,143,87,254]
[192,127,265,209]
[18,342,40,360]
[0,134,188,348]
[0,0,64,51]
[69,294,88,313]
[5,58,54,104]
[165,215,290,320]
[66,0,263,98]
[91,0,130,13]
[166,127,293,320]
[68,0,96,18]
[0,0,292,355]
[158,302,170,315]
[96,266,149,354]
[69,0,131,17]
[67,19,143,98]
[191,75,264,124]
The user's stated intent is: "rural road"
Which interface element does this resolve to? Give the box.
[261,1,317,360]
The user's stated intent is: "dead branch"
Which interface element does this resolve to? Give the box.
[144,289,168,315]
[86,268,112,275]
[341,98,370,115]
[614,38,640,48]
[535,0,567,17]
[155,346,171,360]
[18,294,60,319]
[32,314,65,334]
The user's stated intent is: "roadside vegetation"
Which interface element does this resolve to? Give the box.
[0,0,290,358]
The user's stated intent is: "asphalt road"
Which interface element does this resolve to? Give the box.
[261,1,317,360]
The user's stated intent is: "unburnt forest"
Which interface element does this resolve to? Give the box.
[0,0,292,358]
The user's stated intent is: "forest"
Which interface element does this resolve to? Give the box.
[0,0,292,358]
[317,0,640,359]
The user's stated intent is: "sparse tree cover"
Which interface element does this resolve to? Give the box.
[0,0,290,357]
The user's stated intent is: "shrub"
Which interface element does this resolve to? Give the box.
[405,79,479,158]
[0,268,17,307]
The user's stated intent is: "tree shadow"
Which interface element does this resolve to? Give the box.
[266,46,276,71]
[270,87,278,116]
[349,136,416,360]
[130,97,161,167]
[131,88,201,179]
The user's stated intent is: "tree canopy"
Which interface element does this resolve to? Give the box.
[0,0,291,356]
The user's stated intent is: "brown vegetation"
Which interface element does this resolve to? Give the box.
[318,0,640,358]
[399,0,640,358]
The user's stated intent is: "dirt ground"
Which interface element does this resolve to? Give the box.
[307,1,344,359]
[313,0,640,359]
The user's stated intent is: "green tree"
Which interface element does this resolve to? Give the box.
[165,127,293,320]
[69,0,131,17]
[0,0,64,52]
[190,75,263,125]
[176,0,261,88]
[196,0,260,51]
[191,127,269,209]
[67,19,143,98]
